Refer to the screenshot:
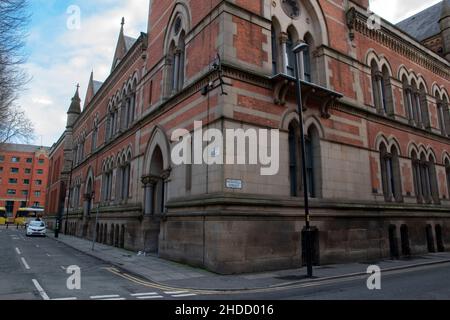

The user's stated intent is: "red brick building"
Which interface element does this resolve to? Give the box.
[47,0,450,274]
[0,144,50,217]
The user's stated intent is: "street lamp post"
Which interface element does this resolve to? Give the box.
[293,42,314,278]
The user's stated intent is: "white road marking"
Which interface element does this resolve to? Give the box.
[15,247,21,255]
[137,296,164,299]
[46,253,51,257]
[165,291,188,295]
[32,279,50,300]
[61,266,66,270]
[172,293,197,298]
[90,294,120,299]
[130,292,158,297]
[52,297,77,301]
[102,298,126,301]
[21,257,30,270]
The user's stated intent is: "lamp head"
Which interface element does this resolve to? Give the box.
[293,42,309,54]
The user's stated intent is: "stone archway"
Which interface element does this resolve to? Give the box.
[141,126,172,254]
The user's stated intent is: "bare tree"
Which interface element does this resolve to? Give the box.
[0,105,34,144]
[0,0,33,144]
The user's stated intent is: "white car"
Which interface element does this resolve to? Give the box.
[26,220,47,237]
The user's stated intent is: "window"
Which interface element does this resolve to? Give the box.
[26,158,33,163]
[92,120,98,152]
[371,61,394,116]
[288,121,321,198]
[37,169,44,175]
[38,159,45,165]
[0,167,3,173]
[10,168,19,173]
[411,152,439,204]
[118,161,131,201]
[22,190,29,196]
[271,23,279,74]
[446,159,450,199]
[379,143,402,202]
[436,95,450,136]
[7,189,16,195]
[165,14,187,97]
[35,191,41,197]
[0,155,4,162]
[285,30,296,77]
[11,157,20,163]
[33,202,41,208]
[23,179,30,185]
[25,168,31,174]
[35,180,43,186]
[9,178,18,184]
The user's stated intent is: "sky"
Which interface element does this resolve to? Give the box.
[17,0,443,147]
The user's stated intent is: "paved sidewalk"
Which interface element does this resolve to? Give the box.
[50,232,450,291]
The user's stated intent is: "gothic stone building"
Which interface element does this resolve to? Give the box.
[46,0,450,274]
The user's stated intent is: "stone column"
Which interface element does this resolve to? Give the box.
[161,169,172,214]
[141,176,158,215]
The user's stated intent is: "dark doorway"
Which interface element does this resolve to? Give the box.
[302,227,320,266]
[426,225,436,253]
[400,224,411,256]
[435,224,445,252]
[388,225,399,259]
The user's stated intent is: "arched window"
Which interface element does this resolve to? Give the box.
[305,125,321,198]
[371,61,394,116]
[410,80,423,126]
[126,84,136,128]
[288,121,321,198]
[166,15,187,96]
[380,143,402,202]
[381,66,394,116]
[302,33,315,83]
[285,29,296,77]
[371,61,383,113]
[446,159,450,199]
[92,117,98,152]
[419,84,430,129]
[271,24,278,74]
[118,154,131,201]
[289,121,301,197]
[437,95,450,136]
[403,77,414,125]
[412,152,439,204]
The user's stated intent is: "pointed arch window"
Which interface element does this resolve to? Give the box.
[166,15,187,97]
[445,159,450,199]
[92,118,98,152]
[437,95,450,136]
[380,143,402,202]
[285,31,296,77]
[412,152,439,204]
[288,121,321,198]
[271,24,278,74]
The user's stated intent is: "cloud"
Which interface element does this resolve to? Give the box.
[370,0,442,23]
[18,0,148,146]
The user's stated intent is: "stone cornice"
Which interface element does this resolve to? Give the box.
[347,7,450,80]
